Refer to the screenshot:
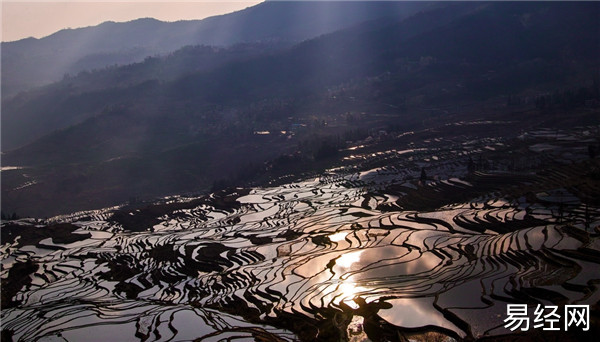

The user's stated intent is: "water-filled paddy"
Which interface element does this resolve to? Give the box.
[2,125,599,341]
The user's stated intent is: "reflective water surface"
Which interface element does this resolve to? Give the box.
[2,126,599,341]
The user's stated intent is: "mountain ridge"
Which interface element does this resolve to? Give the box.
[1,1,431,98]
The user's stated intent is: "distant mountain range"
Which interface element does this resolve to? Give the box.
[1,1,430,98]
[1,1,599,218]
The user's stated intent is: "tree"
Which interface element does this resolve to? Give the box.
[467,157,475,173]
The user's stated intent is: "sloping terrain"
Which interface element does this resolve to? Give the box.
[2,121,600,341]
[1,1,430,98]
[2,1,598,219]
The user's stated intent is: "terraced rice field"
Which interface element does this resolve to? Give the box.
[2,125,600,341]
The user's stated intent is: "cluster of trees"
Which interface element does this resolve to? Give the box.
[534,84,600,110]
[467,156,491,173]
[1,212,20,221]
[210,128,373,192]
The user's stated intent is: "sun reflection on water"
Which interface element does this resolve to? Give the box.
[337,281,368,309]
[336,250,363,269]
[328,231,347,242]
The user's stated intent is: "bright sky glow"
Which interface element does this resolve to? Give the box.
[1,1,263,42]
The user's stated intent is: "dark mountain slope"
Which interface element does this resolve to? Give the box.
[160,1,599,104]
[1,1,466,151]
[5,1,598,158]
[2,1,599,218]
[1,43,287,151]
[1,1,430,97]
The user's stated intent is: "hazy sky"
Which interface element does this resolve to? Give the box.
[1,1,264,42]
